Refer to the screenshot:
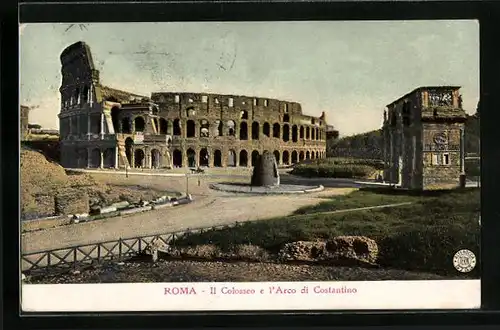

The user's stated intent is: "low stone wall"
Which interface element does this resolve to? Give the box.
[23,195,193,232]
[22,216,71,232]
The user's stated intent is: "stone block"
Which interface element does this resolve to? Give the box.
[33,194,56,217]
[55,189,90,215]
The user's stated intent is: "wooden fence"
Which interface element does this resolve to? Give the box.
[21,223,240,275]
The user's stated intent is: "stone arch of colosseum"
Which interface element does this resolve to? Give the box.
[58,54,329,170]
[239,150,248,166]
[228,149,237,167]
[133,116,146,132]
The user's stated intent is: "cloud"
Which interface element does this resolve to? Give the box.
[19,21,479,135]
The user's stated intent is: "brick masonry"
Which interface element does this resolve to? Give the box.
[382,86,467,190]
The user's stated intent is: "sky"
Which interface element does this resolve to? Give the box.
[19,21,479,136]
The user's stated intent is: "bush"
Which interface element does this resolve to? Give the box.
[378,224,480,277]
[291,163,377,179]
[290,157,384,179]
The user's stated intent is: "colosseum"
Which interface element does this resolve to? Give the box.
[58,41,329,169]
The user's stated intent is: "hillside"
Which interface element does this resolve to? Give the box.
[20,147,167,220]
[328,113,480,159]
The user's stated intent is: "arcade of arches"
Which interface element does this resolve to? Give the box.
[78,137,168,170]
[106,115,327,169]
[111,114,326,142]
[169,147,327,168]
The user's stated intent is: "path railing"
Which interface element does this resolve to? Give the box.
[22,204,480,275]
[21,223,241,275]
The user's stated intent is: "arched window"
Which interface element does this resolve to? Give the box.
[159,118,168,134]
[134,117,145,132]
[199,148,209,167]
[82,85,89,103]
[214,150,222,167]
[122,118,131,134]
[239,150,248,166]
[173,119,181,136]
[283,150,290,165]
[187,148,196,167]
[240,122,248,140]
[227,120,236,136]
[292,125,298,143]
[227,150,236,167]
[173,149,182,167]
[111,107,120,133]
[134,149,145,168]
[187,120,196,138]
[252,122,259,140]
[273,123,280,138]
[283,124,290,142]
[263,122,270,137]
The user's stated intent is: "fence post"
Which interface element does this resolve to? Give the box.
[119,238,122,260]
[97,244,101,263]
[47,252,51,267]
[73,248,77,270]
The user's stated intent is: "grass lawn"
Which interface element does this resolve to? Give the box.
[175,187,480,277]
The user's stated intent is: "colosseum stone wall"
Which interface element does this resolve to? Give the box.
[58,41,329,170]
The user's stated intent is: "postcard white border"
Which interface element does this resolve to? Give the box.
[21,280,480,312]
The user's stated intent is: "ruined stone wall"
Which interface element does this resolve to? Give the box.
[57,41,328,170]
[384,87,466,190]
[139,92,328,167]
[58,42,123,169]
[385,91,422,188]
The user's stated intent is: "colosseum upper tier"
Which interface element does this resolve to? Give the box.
[58,41,329,170]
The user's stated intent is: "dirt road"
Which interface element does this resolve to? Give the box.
[22,173,355,253]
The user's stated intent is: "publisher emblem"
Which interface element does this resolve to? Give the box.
[453,249,476,273]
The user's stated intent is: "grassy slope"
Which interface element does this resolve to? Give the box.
[174,187,480,276]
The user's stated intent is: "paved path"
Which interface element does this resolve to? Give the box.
[21,172,356,253]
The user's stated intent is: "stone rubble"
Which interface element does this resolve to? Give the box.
[278,236,379,266]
